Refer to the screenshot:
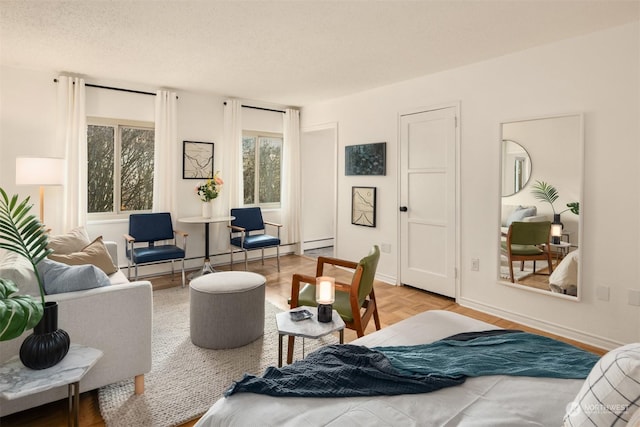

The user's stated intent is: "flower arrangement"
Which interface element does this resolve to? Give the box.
[196,171,224,202]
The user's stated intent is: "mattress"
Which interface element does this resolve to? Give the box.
[195,310,584,426]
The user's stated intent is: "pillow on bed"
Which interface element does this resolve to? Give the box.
[48,236,118,275]
[563,343,640,426]
[47,226,91,254]
[549,250,579,296]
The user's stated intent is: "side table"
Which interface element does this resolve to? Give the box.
[0,344,103,427]
[276,306,345,367]
[178,215,235,277]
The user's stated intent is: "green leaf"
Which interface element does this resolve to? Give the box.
[0,278,43,341]
[530,180,559,214]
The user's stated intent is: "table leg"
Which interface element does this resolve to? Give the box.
[189,222,215,279]
[68,381,79,427]
[339,329,344,344]
[278,334,283,368]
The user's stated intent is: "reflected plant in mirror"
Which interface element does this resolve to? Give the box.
[499,114,583,299]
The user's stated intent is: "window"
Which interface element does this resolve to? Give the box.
[242,132,282,207]
[87,118,155,216]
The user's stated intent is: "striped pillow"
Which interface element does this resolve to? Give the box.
[564,343,640,426]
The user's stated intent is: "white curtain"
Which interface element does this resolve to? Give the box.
[282,108,301,251]
[57,76,87,232]
[223,99,243,212]
[153,90,178,214]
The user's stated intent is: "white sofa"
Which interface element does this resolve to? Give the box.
[0,241,153,417]
[500,204,548,234]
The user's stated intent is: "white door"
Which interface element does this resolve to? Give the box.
[399,107,457,297]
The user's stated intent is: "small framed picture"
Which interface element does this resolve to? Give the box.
[345,142,386,175]
[351,186,377,227]
[183,141,214,179]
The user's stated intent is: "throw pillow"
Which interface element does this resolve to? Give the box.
[48,236,118,275]
[564,343,640,426]
[47,226,91,255]
[0,249,40,297]
[505,206,537,227]
[37,258,110,295]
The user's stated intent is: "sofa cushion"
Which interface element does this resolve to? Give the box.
[505,206,537,227]
[37,258,110,295]
[0,249,40,297]
[47,226,91,255]
[48,236,118,275]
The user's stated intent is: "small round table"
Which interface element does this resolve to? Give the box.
[178,215,234,277]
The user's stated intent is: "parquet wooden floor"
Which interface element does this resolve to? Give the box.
[0,254,605,427]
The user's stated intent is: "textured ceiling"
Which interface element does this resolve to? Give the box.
[1,1,638,106]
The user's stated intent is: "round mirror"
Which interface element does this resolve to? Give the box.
[501,139,532,197]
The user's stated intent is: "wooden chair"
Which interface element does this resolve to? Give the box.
[288,245,381,363]
[124,212,188,286]
[501,221,554,283]
[228,207,282,271]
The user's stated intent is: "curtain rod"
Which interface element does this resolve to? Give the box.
[223,101,285,114]
[53,79,178,98]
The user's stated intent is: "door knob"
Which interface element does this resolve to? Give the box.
[399,206,408,212]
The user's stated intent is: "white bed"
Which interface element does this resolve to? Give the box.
[195,310,585,426]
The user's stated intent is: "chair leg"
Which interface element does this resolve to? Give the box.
[181,259,185,287]
[287,335,295,364]
[276,246,280,272]
[127,258,132,280]
[244,250,248,271]
[509,261,515,283]
[171,260,175,279]
[261,249,265,265]
[135,264,139,280]
[230,248,234,270]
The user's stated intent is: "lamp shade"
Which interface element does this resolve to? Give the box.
[16,157,64,186]
[315,276,335,304]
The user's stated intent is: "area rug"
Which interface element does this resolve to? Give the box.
[98,286,337,427]
[499,257,535,281]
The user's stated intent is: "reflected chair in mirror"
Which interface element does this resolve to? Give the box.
[287,245,381,364]
[228,207,282,271]
[124,212,188,287]
[501,221,553,283]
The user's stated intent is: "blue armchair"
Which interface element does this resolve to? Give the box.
[124,212,188,286]
[228,207,282,271]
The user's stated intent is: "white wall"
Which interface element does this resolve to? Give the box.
[301,21,640,347]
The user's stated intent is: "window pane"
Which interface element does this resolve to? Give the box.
[87,125,114,213]
[242,136,256,204]
[120,127,154,211]
[258,137,282,204]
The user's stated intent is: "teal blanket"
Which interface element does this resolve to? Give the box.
[376,330,599,379]
[225,330,599,398]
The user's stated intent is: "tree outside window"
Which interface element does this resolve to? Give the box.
[87,119,154,216]
[242,132,282,207]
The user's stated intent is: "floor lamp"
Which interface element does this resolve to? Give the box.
[15,157,64,223]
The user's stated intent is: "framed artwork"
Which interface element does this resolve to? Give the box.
[183,141,214,179]
[345,142,386,175]
[351,186,377,227]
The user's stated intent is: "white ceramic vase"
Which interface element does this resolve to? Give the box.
[202,201,212,218]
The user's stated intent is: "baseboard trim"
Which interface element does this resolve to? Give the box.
[458,296,622,351]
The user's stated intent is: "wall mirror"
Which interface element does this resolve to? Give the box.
[502,139,532,196]
[498,113,583,300]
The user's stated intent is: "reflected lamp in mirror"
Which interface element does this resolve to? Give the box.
[315,276,335,323]
[551,222,563,244]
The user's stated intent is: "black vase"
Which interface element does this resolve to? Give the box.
[19,301,70,370]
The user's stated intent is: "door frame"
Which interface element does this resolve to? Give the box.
[396,101,461,299]
[300,122,339,255]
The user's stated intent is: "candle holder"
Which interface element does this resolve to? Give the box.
[316,276,335,323]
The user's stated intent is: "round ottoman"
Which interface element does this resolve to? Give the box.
[189,271,266,349]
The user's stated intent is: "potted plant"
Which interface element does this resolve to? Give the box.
[530,180,580,218]
[0,188,70,369]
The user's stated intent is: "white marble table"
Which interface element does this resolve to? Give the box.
[178,215,235,276]
[0,344,103,427]
[276,305,345,367]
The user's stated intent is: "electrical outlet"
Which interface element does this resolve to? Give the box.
[629,289,640,306]
[596,286,610,301]
[471,258,479,271]
[381,243,391,253]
